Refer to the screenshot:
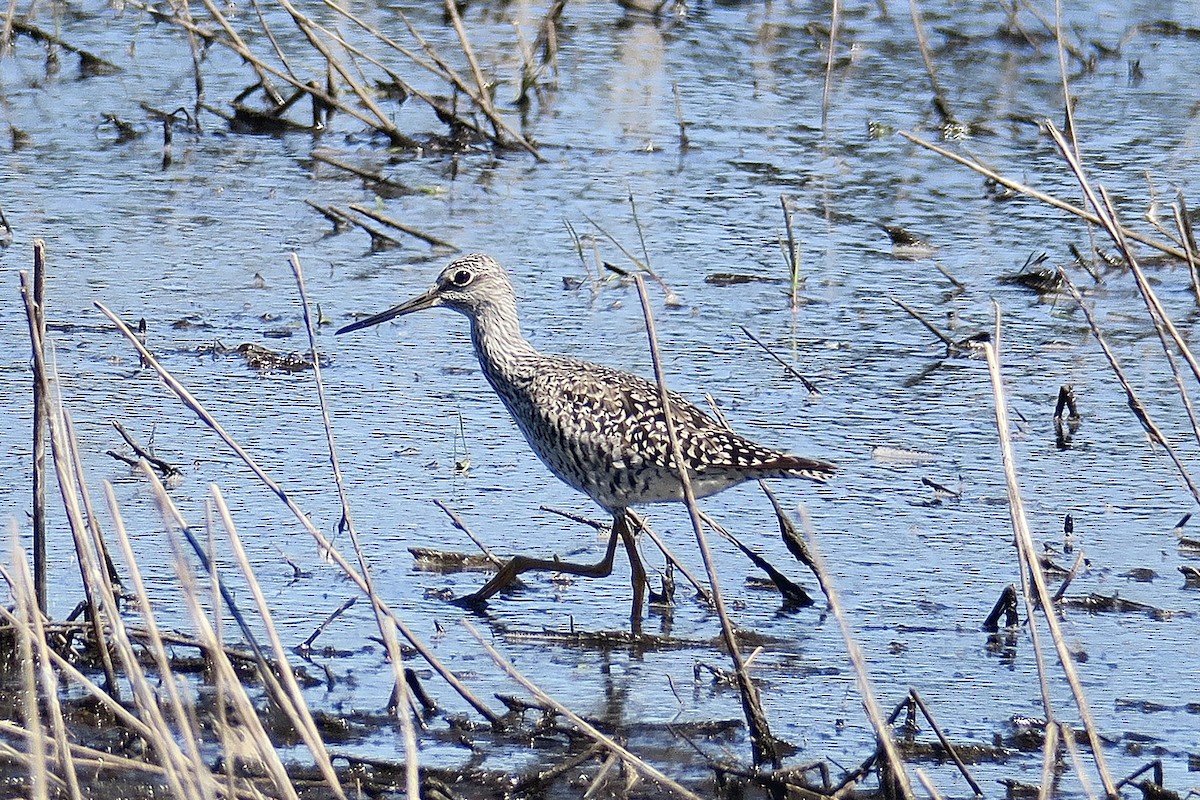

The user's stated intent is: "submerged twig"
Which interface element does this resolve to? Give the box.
[738,325,819,393]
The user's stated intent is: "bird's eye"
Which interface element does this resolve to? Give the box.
[451,269,473,287]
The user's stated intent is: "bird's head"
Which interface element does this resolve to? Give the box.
[337,253,515,334]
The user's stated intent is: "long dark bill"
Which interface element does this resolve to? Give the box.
[336,286,441,335]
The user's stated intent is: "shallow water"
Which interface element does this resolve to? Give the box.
[2,0,1200,795]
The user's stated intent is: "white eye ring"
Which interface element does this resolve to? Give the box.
[452,269,473,286]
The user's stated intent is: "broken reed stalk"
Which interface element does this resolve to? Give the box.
[1049,0,1106,305]
[979,316,1118,799]
[794,507,916,800]
[63,456,207,799]
[1057,272,1200,504]
[898,131,1191,263]
[0,584,198,770]
[626,510,714,605]
[632,274,779,768]
[125,0,410,147]
[31,240,47,613]
[419,3,540,157]
[346,204,457,249]
[434,498,504,568]
[906,690,983,797]
[462,620,702,800]
[1171,196,1200,309]
[272,0,408,143]
[289,253,420,798]
[442,0,497,134]
[94,303,501,726]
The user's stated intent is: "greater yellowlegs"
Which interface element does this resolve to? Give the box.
[338,254,834,626]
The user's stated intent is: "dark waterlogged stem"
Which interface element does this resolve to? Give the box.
[632,274,779,768]
[30,240,48,614]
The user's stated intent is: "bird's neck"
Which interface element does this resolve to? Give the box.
[469,302,538,384]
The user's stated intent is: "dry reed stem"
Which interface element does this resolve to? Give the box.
[211,486,348,800]
[435,499,504,568]
[626,510,714,606]
[462,619,702,800]
[10,532,52,800]
[18,558,83,800]
[907,0,955,128]
[820,0,841,133]
[898,131,1191,263]
[1048,124,1200,389]
[316,0,490,141]
[289,253,421,798]
[1060,720,1100,800]
[139,462,354,799]
[1051,0,1102,272]
[104,481,216,800]
[346,204,458,249]
[737,326,818,393]
[1038,716,1061,800]
[73,481,202,799]
[20,275,120,696]
[915,768,949,800]
[31,240,47,613]
[60,410,204,798]
[443,0,498,131]
[794,508,916,800]
[171,538,303,800]
[1171,197,1200,308]
[979,320,1117,799]
[273,0,402,138]
[399,6,538,154]
[94,303,501,725]
[191,0,281,102]
[0,569,238,797]
[0,720,251,795]
[1044,124,1200,452]
[1058,269,1200,504]
[632,274,778,768]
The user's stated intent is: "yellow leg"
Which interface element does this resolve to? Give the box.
[618,515,646,633]
[453,515,623,608]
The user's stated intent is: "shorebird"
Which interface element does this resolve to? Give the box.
[338,254,834,627]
